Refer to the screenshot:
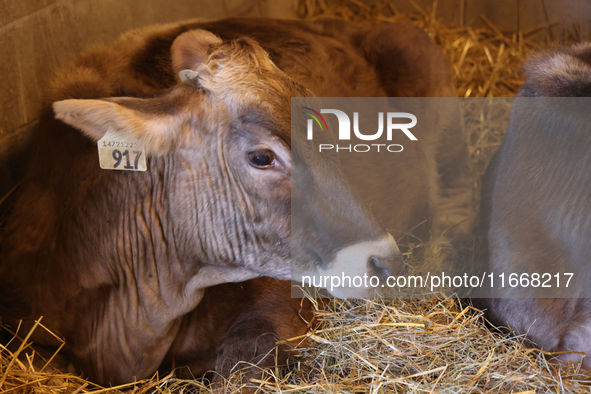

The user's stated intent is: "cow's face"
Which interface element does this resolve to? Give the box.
[52,30,401,298]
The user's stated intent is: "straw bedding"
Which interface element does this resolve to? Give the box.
[2,1,590,392]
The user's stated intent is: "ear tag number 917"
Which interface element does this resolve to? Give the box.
[97,129,147,171]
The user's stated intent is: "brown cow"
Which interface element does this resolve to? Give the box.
[476,43,591,369]
[0,17,469,386]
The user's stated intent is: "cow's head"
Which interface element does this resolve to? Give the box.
[52,30,401,298]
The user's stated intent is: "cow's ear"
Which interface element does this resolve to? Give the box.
[171,29,222,81]
[53,98,182,155]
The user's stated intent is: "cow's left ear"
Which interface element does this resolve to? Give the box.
[171,29,222,81]
[53,97,183,155]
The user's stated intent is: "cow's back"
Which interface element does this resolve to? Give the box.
[46,17,386,105]
[478,43,591,369]
[48,17,454,102]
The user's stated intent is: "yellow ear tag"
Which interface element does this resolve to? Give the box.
[97,128,147,171]
[179,69,199,82]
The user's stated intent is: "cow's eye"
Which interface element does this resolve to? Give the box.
[248,149,275,168]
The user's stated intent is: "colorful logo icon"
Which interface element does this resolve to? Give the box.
[302,107,329,133]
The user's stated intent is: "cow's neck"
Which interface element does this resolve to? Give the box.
[85,156,209,317]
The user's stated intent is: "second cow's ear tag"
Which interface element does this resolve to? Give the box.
[179,69,199,82]
[97,128,147,171]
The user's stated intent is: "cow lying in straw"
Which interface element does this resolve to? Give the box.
[477,43,591,369]
[0,17,470,386]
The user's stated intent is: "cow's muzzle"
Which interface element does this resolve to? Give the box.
[369,253,403,282]
[318,233,403,298]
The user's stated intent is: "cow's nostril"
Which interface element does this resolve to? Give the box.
[369,255,392,280]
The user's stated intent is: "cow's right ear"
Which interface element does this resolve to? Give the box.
[53,98,184,155]
[171,30,222,81]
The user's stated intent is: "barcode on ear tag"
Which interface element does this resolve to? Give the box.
[97,129,147,171]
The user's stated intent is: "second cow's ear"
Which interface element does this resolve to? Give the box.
[171,29,222,81]
[52,97,185,155]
